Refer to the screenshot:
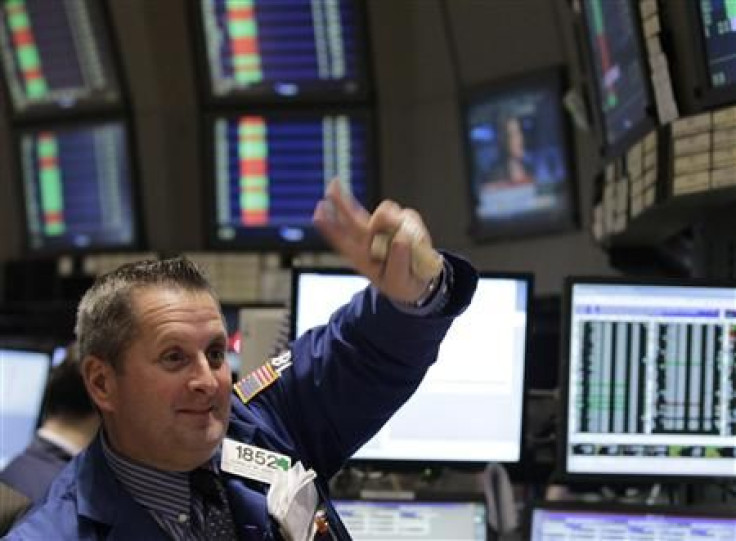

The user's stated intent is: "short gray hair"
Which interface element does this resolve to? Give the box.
[75,257,220,372]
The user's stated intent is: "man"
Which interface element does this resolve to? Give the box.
[6,181,478,540]
[0,347,99,503]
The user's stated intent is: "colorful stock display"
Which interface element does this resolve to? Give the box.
[582,0,651,152]
[199,0,366,99]
[20,122,136,253]
[212,112,370,247]
[0,0,119,115]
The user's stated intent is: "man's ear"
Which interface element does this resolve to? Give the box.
[81,355,117,413]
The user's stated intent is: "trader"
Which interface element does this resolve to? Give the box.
[6,180,478,540]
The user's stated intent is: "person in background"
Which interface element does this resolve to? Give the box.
[0,346,100,503]
[6,180,478,540]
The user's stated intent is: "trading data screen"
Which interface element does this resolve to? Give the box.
[0,0,120,116]
[582,0,652,152]
[465,72,575,239]
[698,0,736,89]
[335,500,487,541]
[19,121,137,253]
[211,113,371,249]
[0,348,50,469]
[530,505,736,540]
[564,281,736,478]
[294,272,530,464]
[199,0,367,100]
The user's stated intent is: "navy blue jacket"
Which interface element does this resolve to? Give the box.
[5,255,477,540]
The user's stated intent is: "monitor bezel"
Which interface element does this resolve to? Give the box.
[578,0,659,160]
[683,0,736,111]
[459,66,580,243]
[559,274,736,483]
[188,0,374,107]
[0,0,128,121]
[201,107,378,253]
[12,115,147,257]
[290,266,534,471]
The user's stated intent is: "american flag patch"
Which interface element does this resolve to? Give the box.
[234,361,279,404]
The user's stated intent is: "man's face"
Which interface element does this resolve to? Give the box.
[103,287,232,471]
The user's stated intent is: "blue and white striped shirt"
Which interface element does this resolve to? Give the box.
[101,433,213,540]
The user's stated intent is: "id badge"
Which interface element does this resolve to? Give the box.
[221,438,292,485]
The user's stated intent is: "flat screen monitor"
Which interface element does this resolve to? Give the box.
[195,0,369,102]
[17,119,141,255]
[528,501,736,540]
[0,0,121,118]
[462,69,577,241]
[692,0,736,108]
[0,347,50,469]
[334,497,488,540]
[207,111,374,250]
[580,0,656,157]
[292,269,531,466]
[562,277,736,480]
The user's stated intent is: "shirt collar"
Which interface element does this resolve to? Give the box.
[100,431,195,521]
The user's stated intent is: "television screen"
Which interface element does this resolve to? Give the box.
[580,0,655,156]
[196,0,369,102]
[562,277,736,479]
[694,0,736,107]
[0,347,50,469]
[292,269,531,466]
[528,502,736,540]
[335,498,488,540]
[207,111,374,250]
[463,69,577,240]
[17,119,140,254]
[0,0,121,117]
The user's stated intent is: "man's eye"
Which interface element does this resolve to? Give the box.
[207,348,226,367]
[162,350,187,366]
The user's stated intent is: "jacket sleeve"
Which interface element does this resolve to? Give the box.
[236,253,478,479]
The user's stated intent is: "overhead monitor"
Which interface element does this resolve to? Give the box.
[206,111,374,251]
[691,0,736,109]
[528,501,736,540]
[462,68,578,242]
[292,269,531,466]
[0,347,50,469]
[17,119,141,255]
[334,497,488,540]
[580,0,656,157]
[0,0,121,118]
[195,0,370,102]
[562,277,736,480]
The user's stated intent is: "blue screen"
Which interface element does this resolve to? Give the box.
[199,0,367,100]
[0,0,120,116]
[211,112,371,248]
[19,121,137,253]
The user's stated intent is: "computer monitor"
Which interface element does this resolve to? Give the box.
[0,346,51,469]
[561,277,736,480]
[193,0,370,103]
[0,0,121,118]
[205,110,375,251]
[16,118,141,255]
[334,497,488,541]
[292,269,531,466]
[528,501,736,540]
[461,68,578,242]
[579,0,656,158]
[690,0,736,109]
